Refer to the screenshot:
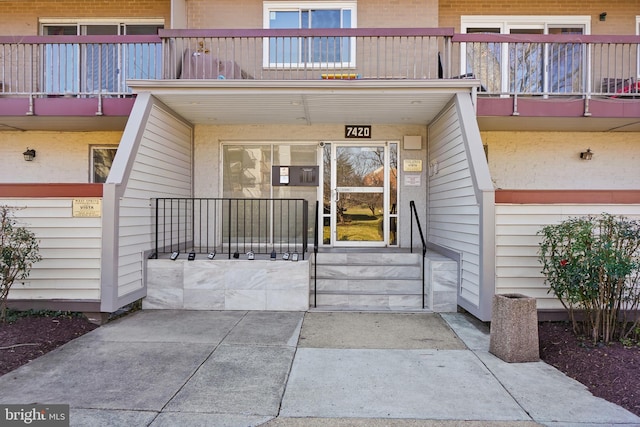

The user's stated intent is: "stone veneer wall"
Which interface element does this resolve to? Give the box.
[144,259,309,311]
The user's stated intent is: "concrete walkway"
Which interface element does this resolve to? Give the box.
[0,310,638,427]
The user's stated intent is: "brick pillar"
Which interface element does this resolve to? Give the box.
[489,293,539,363]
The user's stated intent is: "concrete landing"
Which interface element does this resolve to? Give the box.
[0,310,637,427]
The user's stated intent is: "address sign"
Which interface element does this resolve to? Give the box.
[345,125,371,139]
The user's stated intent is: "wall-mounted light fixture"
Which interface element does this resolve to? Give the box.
[22,148,36,161]
[580,148,594,160]
[599,12,607,22]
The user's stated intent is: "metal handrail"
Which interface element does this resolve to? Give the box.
[313,200,319,308]
[0,31,638,99]
[409,200,427,257]
[409,200,427,309]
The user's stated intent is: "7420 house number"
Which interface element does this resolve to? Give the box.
[345,125,371,139]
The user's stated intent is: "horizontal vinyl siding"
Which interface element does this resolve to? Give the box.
[117,103,193,300]
[428,102,481,308]
[0,198,101,301]
[495,204,640,310]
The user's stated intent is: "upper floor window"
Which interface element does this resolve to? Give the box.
[41,20,163,95]
[461,16,590,95]
[263,1,357,68]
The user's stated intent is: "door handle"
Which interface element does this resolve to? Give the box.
[334,190,340,202]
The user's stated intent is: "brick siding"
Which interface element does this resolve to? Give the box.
[439,0,639,34]
[186,0,438,29]
[0,1,171,35]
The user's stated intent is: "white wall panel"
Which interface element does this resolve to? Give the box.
[495,203,640,310]
[427,94,495,320]
[0,198,102,301]
[429,102,481,308]
[89,94,194,312]
[111,99,193,306]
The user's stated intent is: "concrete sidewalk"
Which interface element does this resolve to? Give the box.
[0,310,638,427]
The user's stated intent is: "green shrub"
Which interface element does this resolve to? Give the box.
[0,206,42,322]
[538,213,640,344]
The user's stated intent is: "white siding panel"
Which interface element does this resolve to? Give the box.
[8,217,102,228]
[113,101,193,304]
[429,205,479,215]
[427,94,494,320]
[1,199,72,209]
[431,188,476,202]
[429,196,478,208]
[7,289,100,300]
[495,204,640,308]
[39,240,102,249]
[34,229,102,239]
[27,269,99,279]
[429,103,480,306]
[0,197,101,302]
[495,234,543,246]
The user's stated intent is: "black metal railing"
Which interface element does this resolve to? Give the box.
[409,200,427,309]
[153,198,309,260]
[313,200,319,308]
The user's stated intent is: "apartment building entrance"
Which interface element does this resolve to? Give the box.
[321,142,398,247]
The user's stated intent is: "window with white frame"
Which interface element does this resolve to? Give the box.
[263,1,357,67]
[90,146,118,183]
[461,16,590,94]
[41,19,163,95]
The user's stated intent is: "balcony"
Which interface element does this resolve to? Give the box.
[0,29,638,131]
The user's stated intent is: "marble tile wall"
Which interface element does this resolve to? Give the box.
[144,259,310,311]
[426,255,459,313]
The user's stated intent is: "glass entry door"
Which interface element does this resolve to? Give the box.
[324,142,397,247]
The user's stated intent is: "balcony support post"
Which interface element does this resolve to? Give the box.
[96,94,104,116]
[26,95,34,116]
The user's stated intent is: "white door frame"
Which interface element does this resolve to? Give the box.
[321,141,394,247]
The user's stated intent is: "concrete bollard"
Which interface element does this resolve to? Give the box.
[489,293,539,363]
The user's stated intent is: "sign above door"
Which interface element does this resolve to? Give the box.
[345,125,372,139]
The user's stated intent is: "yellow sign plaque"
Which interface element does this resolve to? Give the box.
[403,159,423,172]
[72,199,102,218]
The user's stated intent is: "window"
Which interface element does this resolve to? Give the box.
[41,20,163,95]
[91,146,118,183]
[263,1,356,67]
[223,143,317,199]
[461,16,590,94]
[222,142,318,244]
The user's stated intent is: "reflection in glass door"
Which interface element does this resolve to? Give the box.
[322,142,397,247]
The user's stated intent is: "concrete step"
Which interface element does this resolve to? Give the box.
[310,293,427,311]
[309,249,458,313]
[312,279,423,294]
[311,250,426,311]
[314,251,421,266]
[312,264,422,280]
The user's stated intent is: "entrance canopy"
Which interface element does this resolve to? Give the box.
[127,79,478,126]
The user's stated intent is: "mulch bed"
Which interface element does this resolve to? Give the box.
[0,313,98,376]
[538,321,640,416]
